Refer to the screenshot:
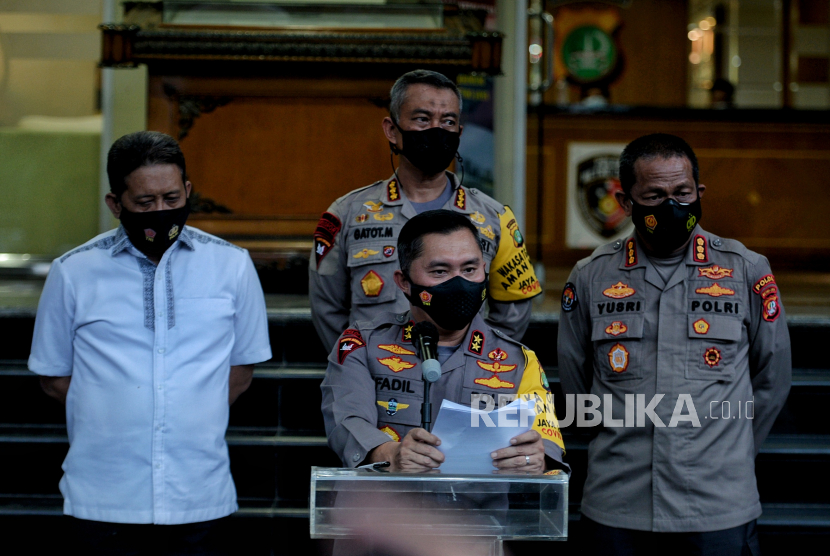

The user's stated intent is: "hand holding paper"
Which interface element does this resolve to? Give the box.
[430,398,540,474]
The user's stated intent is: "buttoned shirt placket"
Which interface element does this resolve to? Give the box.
[150,245,175,520]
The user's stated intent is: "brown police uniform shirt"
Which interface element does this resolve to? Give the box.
[309,173,542,351]
[321,311,566,469]
[557,226,791,532]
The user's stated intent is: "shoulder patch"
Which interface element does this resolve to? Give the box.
[337,328,365,364]
[561,282,577,312]
[762,291,781,322]
[468,330,485,355]
[313,212,342,265]
[753,274,776,295]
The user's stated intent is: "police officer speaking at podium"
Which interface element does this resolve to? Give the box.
[321,210,565,473]
[558,134,791,555]
[309,69,542,353]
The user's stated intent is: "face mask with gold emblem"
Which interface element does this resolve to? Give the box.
[404,274,487,331]
[630,195,702,254]
[119,201,190,258]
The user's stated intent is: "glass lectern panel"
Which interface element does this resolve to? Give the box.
[310,467,568,541]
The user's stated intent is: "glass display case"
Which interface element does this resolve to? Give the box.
[310,466,568,555]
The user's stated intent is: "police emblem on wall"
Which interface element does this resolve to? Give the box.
[566,143,632,248]
[576,155,628,238]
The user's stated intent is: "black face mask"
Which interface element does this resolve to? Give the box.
[393,122,460,177]
[405,274,487,331]
[630,195,702,254]
[119,201,190,258]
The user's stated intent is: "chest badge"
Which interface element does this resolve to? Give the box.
[474,360,517,389]
[374,212,394,221]
[356,214,368,223]
[698,265,733,279]
[470,211,486,224]
[603,281,636,299]
[608,343,629,373]
[379,425,401,442]
[360,270,384,297]
[695,283,735,297]
[488,348,509,361]
[693,318,710,334]
[383,246,395,258]
[378,356,416,373]
[378,398,410,416]
[363,201,384,213]
[478,225,495,240]
[704,347,722,368]
[378,344,416,356]
[605,321,628,336]
[353,248,379,259]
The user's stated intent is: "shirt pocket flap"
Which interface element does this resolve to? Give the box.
[591,315,645,341]
[347,242,398,267]
[687,315,741,341]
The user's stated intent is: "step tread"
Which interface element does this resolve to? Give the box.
[0,424,329,446]
[2,364,829,384]
[0,495,828,527]
[0,424,828,454]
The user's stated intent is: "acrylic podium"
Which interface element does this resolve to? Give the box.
[310,467,568,556]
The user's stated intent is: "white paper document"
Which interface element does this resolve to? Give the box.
[430,398,537,474]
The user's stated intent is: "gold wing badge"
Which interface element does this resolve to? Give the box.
[474,361,518,389]
[377,356,416,373]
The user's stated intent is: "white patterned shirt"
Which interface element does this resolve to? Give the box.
[28,225,272,524]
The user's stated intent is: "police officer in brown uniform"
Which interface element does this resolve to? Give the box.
[558,134,791,555]
[309,70,541,352]
[322,210,564,472]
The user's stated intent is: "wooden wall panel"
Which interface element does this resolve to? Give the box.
[181,98,390,215]
[529,111,830,270]
[147,75,394,238]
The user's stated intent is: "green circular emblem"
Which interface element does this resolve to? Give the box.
[561,26,617,83]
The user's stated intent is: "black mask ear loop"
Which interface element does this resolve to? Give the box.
[455,152,465,186]
[389,119,404,187]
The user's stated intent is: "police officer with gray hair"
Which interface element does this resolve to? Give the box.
[309,70,542,352]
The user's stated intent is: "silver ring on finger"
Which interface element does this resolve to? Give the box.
[525,455,531,466]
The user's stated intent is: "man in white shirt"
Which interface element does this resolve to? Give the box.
[29,131,272,554]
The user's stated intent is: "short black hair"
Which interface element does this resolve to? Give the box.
[619,133,699,196]
[389,70,463,123]
[397,209,481,276]
[107,131,187,198]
